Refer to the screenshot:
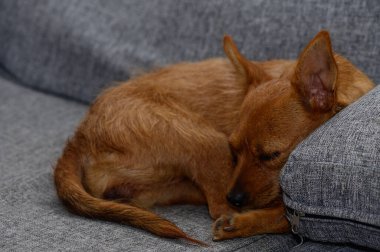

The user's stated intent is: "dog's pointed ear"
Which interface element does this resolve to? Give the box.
[224,35,268,86]
[292,31,338,112]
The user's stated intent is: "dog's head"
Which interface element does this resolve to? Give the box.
[224,31,357,209]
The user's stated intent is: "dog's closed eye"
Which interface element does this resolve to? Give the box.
[259,151,280,161]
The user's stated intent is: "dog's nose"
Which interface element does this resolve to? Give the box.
[227,190,247,208]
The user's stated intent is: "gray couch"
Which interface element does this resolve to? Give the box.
[1,1,379,251]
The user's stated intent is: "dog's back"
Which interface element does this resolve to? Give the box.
[90,58,250,136]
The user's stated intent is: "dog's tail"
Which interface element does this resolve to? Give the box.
[54,140,206,246]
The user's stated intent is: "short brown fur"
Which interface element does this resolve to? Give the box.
[54,31,374,244]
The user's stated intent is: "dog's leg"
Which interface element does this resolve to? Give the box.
[107,178,207,207]
[183,133,236,219]
[101,177,206,208]
[161,126,236,219]
[153,179,207,206]
[212,203,290,240]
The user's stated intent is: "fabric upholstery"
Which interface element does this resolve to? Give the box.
[0,0,379,104]
[281,86,380,250]
[289,241,371,252]
[0,0,379,251]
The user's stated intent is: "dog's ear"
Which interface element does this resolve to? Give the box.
[292,31,338,112]
[224,35,268,86]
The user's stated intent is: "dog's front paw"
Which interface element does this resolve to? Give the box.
[212,214,242,241]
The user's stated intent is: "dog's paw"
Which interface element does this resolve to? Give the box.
[212,214,241,241]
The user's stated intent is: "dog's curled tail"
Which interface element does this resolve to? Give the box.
[54,140,206,246]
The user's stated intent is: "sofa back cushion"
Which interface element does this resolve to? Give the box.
[0,0,379,103]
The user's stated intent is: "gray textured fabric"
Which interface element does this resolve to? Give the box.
[281,86,380,250]
[235,235,300,252]
[1,1,379,250]
[0,78,298,251]
[289,241,372,252]
[0,0,379,104]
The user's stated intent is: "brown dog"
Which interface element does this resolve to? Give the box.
[54,31,373,244]
[212,31,374,240]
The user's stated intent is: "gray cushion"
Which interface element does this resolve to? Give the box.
[281,85,380,250]
[289,241,369,252]
[0,78,298,251]
[0,0,379,103]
